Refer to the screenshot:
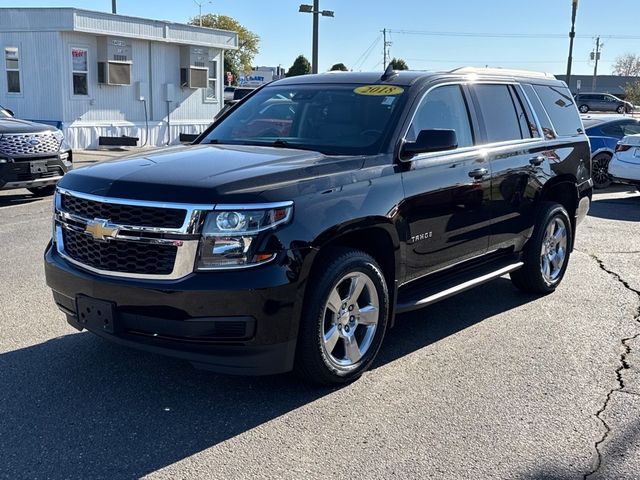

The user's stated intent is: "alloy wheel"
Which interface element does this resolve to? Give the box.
[540,217,568,285]
[321,272,379,368]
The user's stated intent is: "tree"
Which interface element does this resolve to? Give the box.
[286,55,311,77]
[189,14,260,84]
[624,80,640,105]
[329,63,348,71]
[389,58,409,70]
[612,53,640,76]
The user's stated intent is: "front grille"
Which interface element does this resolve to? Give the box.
[61,194,186,228]
[62,228,177,275]
[0,132,61,157]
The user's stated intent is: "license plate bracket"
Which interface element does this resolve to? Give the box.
[76,296,117,334]
[30,161,47,174]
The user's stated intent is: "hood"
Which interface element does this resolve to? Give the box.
[59,144,366,204]
[0,117,57,134]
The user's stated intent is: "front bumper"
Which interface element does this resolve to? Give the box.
[0,150,72,190]
[45,242,310,375]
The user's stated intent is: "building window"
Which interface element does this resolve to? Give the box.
[205,60,218,101]
[71,47,89,96]
[5,47,20,94]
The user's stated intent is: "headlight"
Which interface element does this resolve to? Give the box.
[196,202,293,270]
[52,129,64,142]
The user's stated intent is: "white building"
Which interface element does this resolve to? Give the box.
[0,8,238,148]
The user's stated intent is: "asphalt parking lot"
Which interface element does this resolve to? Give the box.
[1,152,639,479]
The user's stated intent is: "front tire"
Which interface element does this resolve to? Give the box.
[27,185,56,197]
[616,105,625,114]
[295,248,389,385]
[510,202,572,294]
[592,153,612,189]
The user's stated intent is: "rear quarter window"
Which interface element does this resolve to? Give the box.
[533,85,583,137]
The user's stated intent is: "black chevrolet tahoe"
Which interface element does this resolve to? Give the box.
[45,68,592,384]
[0,105,72,196]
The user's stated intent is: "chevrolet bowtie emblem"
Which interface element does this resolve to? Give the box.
[84,219,119,242]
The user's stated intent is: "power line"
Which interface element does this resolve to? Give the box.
[387,29,640,40]
[352,34,382,71]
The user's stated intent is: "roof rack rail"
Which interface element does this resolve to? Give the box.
[449,67,555,79]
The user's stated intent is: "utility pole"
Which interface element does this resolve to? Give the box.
[382,28,392,69]
[565,0,578,89]
[591,37,601,91]
[111,0,116,14]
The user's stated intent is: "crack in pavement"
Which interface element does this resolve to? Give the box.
[581,252,640,480]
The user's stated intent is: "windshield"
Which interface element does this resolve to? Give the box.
[201,84,407,155]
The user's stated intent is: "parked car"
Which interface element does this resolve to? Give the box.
[224,86,236,103]
[0,105,72,196]
[609,134,640,190]
[575,92,634,114]
[215,86,259,119]
[45,68,591,384]
[582,114,640,188]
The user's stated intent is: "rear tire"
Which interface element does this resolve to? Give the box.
[579,105,589,113]
[592,153,612,189]
[295,248,389,385]
[27,185,56,197]
[510,202,572,294]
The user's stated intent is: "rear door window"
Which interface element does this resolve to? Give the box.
[532,85,583,137]
[472,84,523,143]
[621,121,640,135]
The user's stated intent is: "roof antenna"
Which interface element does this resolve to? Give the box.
[381,63,397,81]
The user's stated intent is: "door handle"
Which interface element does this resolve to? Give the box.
[529,155,545,166]
[468,167,488,179]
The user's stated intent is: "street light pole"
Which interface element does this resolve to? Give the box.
[194,0,212,27]
[299,2,334,74]
[111,0,117,14]
[565,0,578,89]
[312,0,319,74]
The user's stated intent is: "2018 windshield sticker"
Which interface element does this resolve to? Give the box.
[354,85,404,96]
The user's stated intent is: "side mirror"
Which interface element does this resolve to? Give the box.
[4,108,14,117]
[401,129,458,159]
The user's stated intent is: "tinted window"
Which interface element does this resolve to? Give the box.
[622,121,640,135]
[473,84,522,143]
[533,85,582,137]
[522,84,556,139]
[601,124,623,137]
[407,85,473,147]
[202,84,407,155]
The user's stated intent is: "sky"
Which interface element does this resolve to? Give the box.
[2,0,640,81]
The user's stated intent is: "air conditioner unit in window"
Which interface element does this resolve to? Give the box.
[180,46,210,89]
[97,36,133,86]
[180,67,208,89]
[98,61,132,85]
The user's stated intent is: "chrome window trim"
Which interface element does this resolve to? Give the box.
[400,79,556,164]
